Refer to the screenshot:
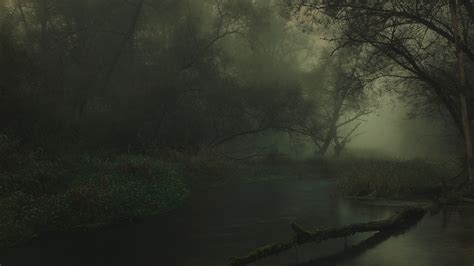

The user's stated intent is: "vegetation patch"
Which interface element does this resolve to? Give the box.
[0,137,310,248]
[0,145,189,247]
[329,157,461,199]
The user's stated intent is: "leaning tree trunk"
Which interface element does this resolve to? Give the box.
[318,134,332,156]
[101,0,145,97]
[451,0,473,182]
[230,207,427,266]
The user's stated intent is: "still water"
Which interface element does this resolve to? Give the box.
[1,176,473,266]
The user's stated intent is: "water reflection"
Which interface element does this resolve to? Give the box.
[328,206,474,266]
[0,179,473,266]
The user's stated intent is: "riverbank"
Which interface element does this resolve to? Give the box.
[326,156,474,202]
[1,149,469,249]
[2,172,473,266]
[0,153,191,248]
[0,147,323,248]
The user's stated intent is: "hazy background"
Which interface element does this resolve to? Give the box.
[348,95,461,158]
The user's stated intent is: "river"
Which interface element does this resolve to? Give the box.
[1,174,473,266]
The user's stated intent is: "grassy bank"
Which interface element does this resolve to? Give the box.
[0,136,312,247]
[0,148,190,247]
[326,157,462,199]
[5,130,462,248]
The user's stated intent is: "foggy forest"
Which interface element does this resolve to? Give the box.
[0,0,473,265]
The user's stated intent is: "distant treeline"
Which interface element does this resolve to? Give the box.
[0,0,376,158]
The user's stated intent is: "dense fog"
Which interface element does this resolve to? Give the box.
[1,1,474,266]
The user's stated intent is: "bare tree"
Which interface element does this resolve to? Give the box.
[288,0,474,171]
[306,50,373,156]
[450,0,473,181]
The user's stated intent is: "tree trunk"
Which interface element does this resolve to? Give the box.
[450,0,473,182]
[318,132,333,155]
[319,107,341,156]
[334,142,343,157]
[230,207,427,266]
[101,0,145,96]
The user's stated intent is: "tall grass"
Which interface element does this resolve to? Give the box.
[331,157,461,199]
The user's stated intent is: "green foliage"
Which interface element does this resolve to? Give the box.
[0,134,65,197]
[0,192,70,246]
[0,154,189,247]
[0,134,21,173]
[0,0,316,153]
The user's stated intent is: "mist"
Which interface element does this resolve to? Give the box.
[1,1,473,266]
[349,94,462,159]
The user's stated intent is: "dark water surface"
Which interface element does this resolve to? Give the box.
[1,176,474,266]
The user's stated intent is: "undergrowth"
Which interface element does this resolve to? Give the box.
[0,135,189,247]
[328,157,461,199]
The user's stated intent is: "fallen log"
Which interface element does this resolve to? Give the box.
[229,207,427,266]
[295,212,426,266]
[462,197,474,204]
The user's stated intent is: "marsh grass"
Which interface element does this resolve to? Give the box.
[330,157,461,199]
